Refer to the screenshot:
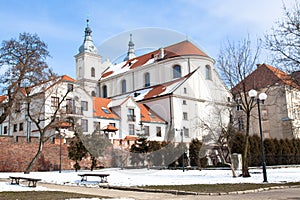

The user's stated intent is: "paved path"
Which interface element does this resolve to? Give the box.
[40,183,300,200]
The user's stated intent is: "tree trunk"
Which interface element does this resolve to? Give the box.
[242,112,251,177]
[24,139,44,174]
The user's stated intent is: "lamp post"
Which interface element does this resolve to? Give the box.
[25,114,30,142]
[249,89,268,182]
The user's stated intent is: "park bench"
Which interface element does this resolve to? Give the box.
[78,173,109,183]
[9,176,42,187]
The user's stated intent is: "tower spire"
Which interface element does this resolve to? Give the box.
[79,19,98,54]
[124,34,136,61]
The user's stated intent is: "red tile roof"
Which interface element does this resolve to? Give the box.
[138,70,194,100]
[93,97,120,119]
[231,63,300,94]
[101,124,118,132]
[61,75,76,82]
[0,96,7,103]
[101,40,209,79]
[139,104,165,123]
[124,135,138,141]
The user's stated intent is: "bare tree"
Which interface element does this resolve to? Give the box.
[200,106,237,177]
[0,33,54,124]
[24,78,71,173]
[265,1,300,72]
[217,37,261,177]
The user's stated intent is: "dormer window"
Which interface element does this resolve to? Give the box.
[102,107,110,114]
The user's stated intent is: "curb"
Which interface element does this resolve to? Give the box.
[98,184,298,196]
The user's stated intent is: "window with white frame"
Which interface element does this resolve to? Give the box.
[51,96,59,108]
[173,65,181,78]
[81,101,88,112]
[183,127,189,137]
[205,65,212,80]
[183,112,188,120]
[81,119,88,132]
[91,67,95,77]
[144,72,150,87]
[156,127,162,137]
[121,79,126,94]
[129,124,135,135]
[144,126,150,136]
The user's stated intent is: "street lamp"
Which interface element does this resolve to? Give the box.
[249,89,268,182]
[176,128,185,172]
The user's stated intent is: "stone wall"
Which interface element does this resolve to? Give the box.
[0,136,94,172]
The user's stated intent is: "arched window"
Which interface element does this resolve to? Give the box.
[91,67,95,77]
[102,85,107,98]
[78,67,82,78]
[121,80,126,94]
[91,91,96,97]
[205,65,212,80]
[144,72,150,87]
[173,65,181,79]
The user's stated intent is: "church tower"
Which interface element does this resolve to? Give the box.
[75,19,110,97]
[123,34,136,61]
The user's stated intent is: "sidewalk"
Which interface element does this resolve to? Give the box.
[39,182,300,200]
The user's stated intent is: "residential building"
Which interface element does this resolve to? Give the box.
[232,63,300,139]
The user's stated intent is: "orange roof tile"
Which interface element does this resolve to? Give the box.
[101,124,118,132]
[0,96,7,103]
[93,97,120,119]
[231,63,300,94]
[124,135,138,141]
[61,75,76,82]
[139,104,165,123]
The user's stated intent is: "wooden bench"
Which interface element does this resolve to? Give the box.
[78,173,109,183]
[9,176,42,187]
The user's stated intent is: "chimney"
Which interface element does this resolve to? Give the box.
[158,48,164,59]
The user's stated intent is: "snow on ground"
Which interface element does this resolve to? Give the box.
[0,166,299,193]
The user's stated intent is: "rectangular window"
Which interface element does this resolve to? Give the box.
[144,126,150,136]
[19,123,24,131]
[129,124,135,135]
[183,127,189,137]
[67,83,73,92]
[13,124,18,132]
[81,119,88,132]
[238,117,244,131]
[128,109,136,121]
[81,101,88,111]
[183,87,187,94]
[51,97,59,107]
[262,109,268,121]
[15,102,21,112]
[183,100,187,105]
[183,112,188,120]
[3,126,7,134]
[109,123,116,127]
[156,127,162,137]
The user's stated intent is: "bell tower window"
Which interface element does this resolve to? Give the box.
[91,67,95,77]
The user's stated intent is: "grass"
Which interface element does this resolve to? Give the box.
[141,182,300,193]
[0,191,107,200]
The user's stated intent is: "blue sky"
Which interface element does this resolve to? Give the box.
[0,0,293,78]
